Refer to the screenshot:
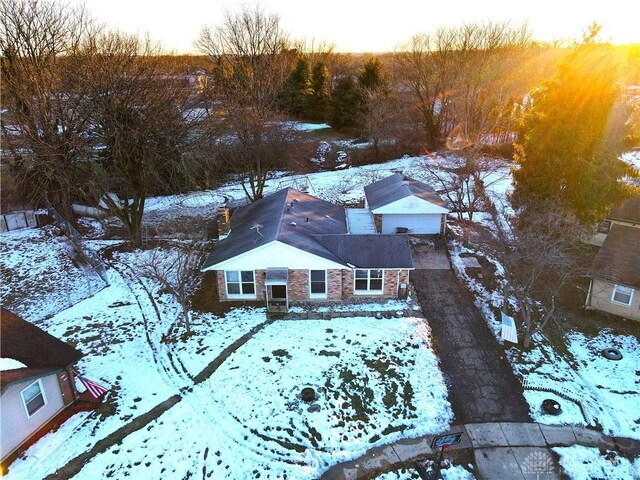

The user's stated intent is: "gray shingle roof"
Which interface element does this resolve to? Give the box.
[202,188,415,270]
[608,196,640,224]
[313,234,414,269]
[1,308,83,391]
[202,188,348,269]
[590,224,640,288]
[364,173,447,210]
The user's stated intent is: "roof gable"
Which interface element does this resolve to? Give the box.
[365,173,448,211]
[1,308,83,391]
[590,224,640,288]
[608,196,640,225]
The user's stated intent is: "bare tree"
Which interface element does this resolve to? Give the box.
[395,22,531,152]
[0,0,93,219]
[423,154,509,221]
[487,201,591,348]
[78,32,193,246]
[362,88,404,161]
[195,5,294,201]
[138,241,207,335]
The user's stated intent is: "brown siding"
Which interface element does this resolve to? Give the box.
[587,278,640,321]
[57,368,76,407]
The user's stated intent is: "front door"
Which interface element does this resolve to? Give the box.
[271,285,287,300]
[268,284,288,313]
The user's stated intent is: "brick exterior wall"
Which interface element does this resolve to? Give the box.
[287,269,310,300]
[327,269,343,300]
[216,271,226,301]
[215,268,409,303]
[255,270,266,300]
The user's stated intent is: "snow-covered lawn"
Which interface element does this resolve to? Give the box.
[554,445,640,480]
[4,240,451,479]
[0,226,105,321]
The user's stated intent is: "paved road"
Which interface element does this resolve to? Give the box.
[412,269,531,424]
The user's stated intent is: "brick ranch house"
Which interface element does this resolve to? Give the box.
[201,187,415,312]
[1,308,83,465]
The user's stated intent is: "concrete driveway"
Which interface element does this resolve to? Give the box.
[411,244,530,423]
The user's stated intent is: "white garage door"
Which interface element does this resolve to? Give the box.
[381,214,441,234]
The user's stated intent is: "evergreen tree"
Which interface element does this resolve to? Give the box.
[305,61,329,121]
[328,76,363,131]
[281,57,311,116]
[357,57,387,92]
[513,39,639,223]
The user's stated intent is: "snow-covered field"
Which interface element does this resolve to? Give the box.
[0,226,105,320]
[4,240,451,479]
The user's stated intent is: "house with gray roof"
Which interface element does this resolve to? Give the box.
[364,173,449,234]
[202,188,414,312]
[1,308,83,465]
[585,196,640,321]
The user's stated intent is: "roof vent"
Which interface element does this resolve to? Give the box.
[293,198,300,202]
[290,222,297,226]
[306,217,309,223]
[325,215,330,218]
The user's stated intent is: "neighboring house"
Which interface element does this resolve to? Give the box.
[201,188,414,312]
[585,196,640,321]
[587,196,640,246]
[364,173,449,234]
[1,308,83,463]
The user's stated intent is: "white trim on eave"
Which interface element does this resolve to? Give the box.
[370,196,449,215]
[202,240,349,271]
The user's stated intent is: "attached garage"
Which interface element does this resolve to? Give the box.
[381,213,442,234]
[364,174,449,235]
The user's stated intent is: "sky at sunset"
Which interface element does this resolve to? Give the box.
[77,0,638,53]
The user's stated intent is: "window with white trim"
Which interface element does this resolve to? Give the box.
[309,270,327,297]
[21,379,47,417]
[354,269,383,293]
[611,284,633,306]
[225,270,255,297]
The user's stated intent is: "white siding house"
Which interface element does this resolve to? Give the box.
[364,174,449,235]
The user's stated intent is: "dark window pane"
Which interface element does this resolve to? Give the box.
[310,270,325,282]
[355,279,368,290]
[370,279,383,290]
[241,271,254,282]
[227,283,240,294]
[242,282,255,294]
[271,285,286,299]
[355,270,368,279]
[311,282,326,294]
[371,270,383,279]
[26,394,45,415]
